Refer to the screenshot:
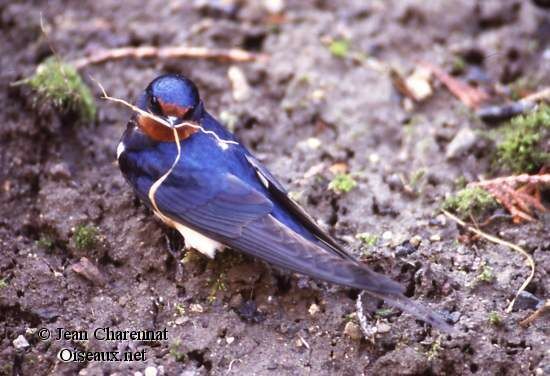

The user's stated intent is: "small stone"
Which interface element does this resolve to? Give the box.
[344,322,363,340]
[13,335,30,349]
[512,291,544,311]
[227,66,251,102]
[190,304,204,313]
[48,163,72,180]
[219,111,238,132]
[430,234,441,242]
[308,303,321,316]
[226,336,235,345]
[369,153,380,164]
[144,367,158,376]
[229,294,243,309]
[71,257,106,286]
[386,174,404,191]
[263,0,285,13]
[409,235,422,248]
[297,137,322,152]
[405,66,433,102]
[382,231,393,241]
[376,323,391,333]
[446,127,478,159]
[440,309,461,324]
[395,241,416,257]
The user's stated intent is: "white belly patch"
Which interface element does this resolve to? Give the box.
[154,211,224,258]
[116,141,125,159]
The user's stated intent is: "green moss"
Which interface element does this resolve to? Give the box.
[21,57,96,123]
[451,56,466,74]
[169,340,186,362]
[0,278,7,289]
[409,168,426,189]
[329,174,357,194]
[207,272,227,304]
[375,308,394,318]
[426,336,442,361]
[356,232,378,247]
[442,187,498,219]
[174,303,186,316]
[476,264,494,283]
[36,236,54,250]
[488,311,502,326]
[73,225,99,250]
[495,105,550,173]
[328,39,350,58]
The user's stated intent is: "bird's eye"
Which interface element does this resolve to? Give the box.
[149,96,162,115]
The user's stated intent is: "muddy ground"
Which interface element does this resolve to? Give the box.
[1,0,549,375]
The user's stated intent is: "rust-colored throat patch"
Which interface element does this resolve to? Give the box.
[137,115,199,142]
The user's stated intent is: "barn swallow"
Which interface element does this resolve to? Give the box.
[117,74,453,332]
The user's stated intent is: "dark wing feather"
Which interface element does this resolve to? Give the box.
[226,214,405,294]
[154,171,273,238]
[245,155,357,261]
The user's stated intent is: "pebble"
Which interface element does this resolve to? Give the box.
[382,231,393,241]
[263,0,285,13]
[344,322,363,340]
[405,66,433,101]
[48,163,72,180]
[229,293,244,309]
[386,174,404,191]
[297,137,322,152]
[308,303,321,316]
[446,127,478,160]
[190,304,204,313]
[376,323,391,333]
[13,335,30,349]
[512,291,544,311]
[227,66,251,102]
[144,367,157,376]
[430,234,441,242]
[226,336,235,345]
[409,235,422,248]
[395,241,417,257]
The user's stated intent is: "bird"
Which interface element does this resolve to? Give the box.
[117,74,454,332]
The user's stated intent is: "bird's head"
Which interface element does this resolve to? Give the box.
[136,74,203,142]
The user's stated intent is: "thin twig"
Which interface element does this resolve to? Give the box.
[469,174,550,189]
[421,62,489,108]
[91,77,238,147]
[71,46,266,69]
[519,300,550,327]
[469,174,549,223]
[442,210,536,313]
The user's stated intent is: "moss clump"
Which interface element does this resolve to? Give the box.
[169,340,186,362]
[329,174,357,194]
[375,308,394,318]
[476,264,494,284]
[356,232,378,247]
[328,39,350,58]
[22,57,96,123]
[442,187,498,219]
[495,105,550,173]
[36,236,54,250]
[73,225,99,250]
[488,311,502,326]
[0,278,7,289]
